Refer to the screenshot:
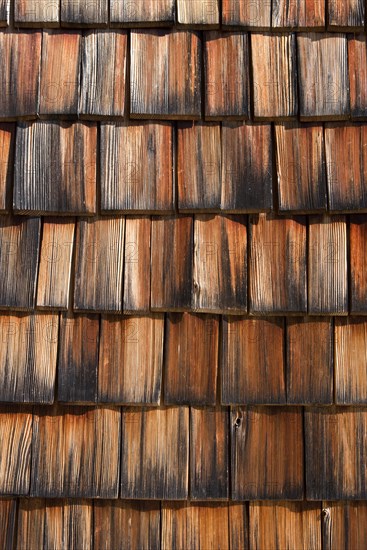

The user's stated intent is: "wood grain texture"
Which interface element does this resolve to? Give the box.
[193,215,247,313]
[275,123,327,213]
[14,122,97,215]
[335,318,367,404]
[0,313,58,403]
[57,313,99,403]
[101,122,173,213]
[0,406,32,495]
[14,0,59,26]
[0,216,41,310]
[79,31,127,118]
[249,214,307,314]
[305,407,367,499]
[61,0,108,26]
[222,0,271,28]
[221,123,273,212]
[110,0,175,26]
[0,123,15,212]
[40,31,81,116]
[151,216,193,311]
[204,32,249,119]
[177,0,219,26]
[0,0,9,25]
[249,502,322,550]
[73,217,125,312]
[0,499,16,549]
[190,407,229,499]
[0,31,41,120]
[120,407,189,499]
[308,215,348,314]
[272,0,325,29]
[222,317,286,405]
[231,406,304,499]
[164,313,219,405]
[98,315,164,404]
[16,499,45,549]
[297,33,349,120]
[94,501,161,550]
[328,0,364,29]
[287,317,333,404]
[123,217,151,312]
[177,122,221,211]
[31,405,120,498]
[348,35,367,119]
[322,502,367,550]
[325,124,367,211]
[350,215,367,313]
[130,30,201,119]
[36,219,75,309]
[251,33,297,119]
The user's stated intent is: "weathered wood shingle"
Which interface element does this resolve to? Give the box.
[15,0,59,26]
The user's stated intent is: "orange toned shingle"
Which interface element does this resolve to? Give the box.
[272,0,325,29]
[61,0,108,26]
[322,502,367,549]
[123,216,151,313]
[222,0,271,29]
[348,35,367,119]
[110,0,175,26]
[328,0,364,30]
[0,123,15,213]
[335,318,367,404]
[0,499,16,549]
[350,215,367,313]
[14,0,59,27]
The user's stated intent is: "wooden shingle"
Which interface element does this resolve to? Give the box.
[222,0,271,29]
[328,0,365,30]
[14,122,97,215]
[61,0,108,26]
[348,35,367,119]
[0,499,16,549]
[110,0,175,26]
[16,499,45,549]
[0,31,42,120]
[231,407,304,499]
[335,318,367,404]
[204,32,249,119]
[297,33,349,120]
[123,216,151,313]
[15,0,59,26]
[164,313,219,405]
[275,123,327,213]
[177,0,219,27]
[222,317,286,405]
[120,407,189,499]
[251,33,298,120]
[271,0,325,29]
[98,315,164,404]
[0,0,9,26]
[31,406,120,498]
[101,122,173,213]
[322,502,367,550]
[249,214,307,314]
[350,215,367,313]
[0,123,15,213]
[79,31,127,118]
[130,30,201,119]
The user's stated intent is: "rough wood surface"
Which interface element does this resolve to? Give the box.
[350,215,367,313]
[40,31,81,116]
[177,0,219,26]
[31,405,120,498]
[17,499,45,549]
[305,407,367,499]
[322,502,367,550]
[335,318,367,404]
[0,32,42,120]
[221,123,273,212]
[123,216,151,312]
[275,123,327,213]
[177,122,221,211]
[325,124,367,211]
[190,407,229,499]
[204,32,249,119]
[73,217,125,312]
[287,317,333,404]
[101,122,173,212]
[222,317,286,405]
[14,122,97,215]
[130,30,201,119]
[328,0,364,29]
[0,216,41,310]
[348,35,367,119]
[151,216,193,311]
[98,315,164,404]
[231,406,304,499]
[94,501,161,550]
[61,0,108,26]
[110,0,175,26]
[222,0,271,28]
[0,406,32,495]
[0,499,16,549]
[0,124,15,212]
[15,0,59,26]
[0,0,9,25]
[164,313,219,405]
[251,33,298,119]
[297,33,349,120]
[36,219,75,309]
[249,214,307,314]
[249,502,322,550]
[79,31,127,118]
[193,215,247,313]
[57,313,99,403]
[0,313,58,403]
[308,215,348,314]
[120,407,189,499]
[272,0,325,29]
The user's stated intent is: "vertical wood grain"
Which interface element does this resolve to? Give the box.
[15,0,59,26]
[0,123,15,212]
[0,0,9,25]
[322,502,367,550]
[328,0,364,29]
[17,499,45,549]
[272,0,325,29]
[61,0,108,26]
[348,35,367,119]
[123,216,151,312]
[177,0,219,26]
[222,0,271,28]
[350,215,367,313]
[335,318,367,404]
[0,499,16,549]
[110,0,175,26]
